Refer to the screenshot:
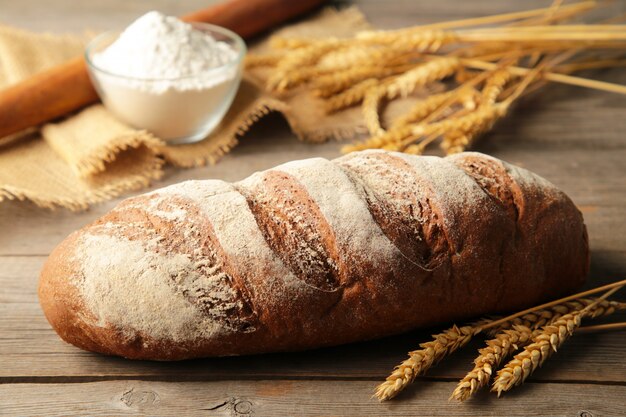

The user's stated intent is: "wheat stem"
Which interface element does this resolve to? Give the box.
[479,279,626,333]
[578,321,626,334]
[555,58,626,72]
[359,2,597,38]
[463,58,626,95]
[486,298,626,337]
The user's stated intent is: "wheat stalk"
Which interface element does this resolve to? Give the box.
[492,287,623,396]
[457,25,626,43]
[451,325,535,402]
[578,321,626,333]
[345,100,477,154]
[398,68,531,153]
[374,325,475,401]
[358,58,461,138]
[391,91,457,128]
[318,45,418,72]
[383,67,502,153]
[481,69,515,104]
[356,29,459,52]
[478,280,626,333]
[462,58,626,96]
[486,298,626,336]
[315,63,414,98]
[342,124,414,153]
[362,88,387,136]
[268,36,339,50]
[266,42,340,92]
[437,102,508,153]
[441,132,472,155]
[316,46,378,71]
[385,57,460,99]
[325,79,380,113]
[355,2,598,37]
[491,311,582,395]
[270,67,335,92]
[412,103,508,142]
[451,298,626,401]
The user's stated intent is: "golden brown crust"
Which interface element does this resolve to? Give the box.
[38,151,589,360]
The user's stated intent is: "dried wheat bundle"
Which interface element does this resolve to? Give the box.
[247,1,626,155]
[373,279,626,402]
[450,298,626,402]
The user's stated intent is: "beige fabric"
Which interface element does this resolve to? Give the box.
[0,7,425,210]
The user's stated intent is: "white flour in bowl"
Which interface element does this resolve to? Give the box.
[88,11,244,143]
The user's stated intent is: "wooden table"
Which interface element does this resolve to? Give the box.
[1,1,625,415]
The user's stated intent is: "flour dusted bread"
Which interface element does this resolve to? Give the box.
[39,151,589,360]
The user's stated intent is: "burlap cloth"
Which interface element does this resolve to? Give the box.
[0,7,426,210]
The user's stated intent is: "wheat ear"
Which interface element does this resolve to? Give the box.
[347,102,474,154]
[315,64,415,98]
[451,325,534,402]
[362,88,387,136]
[325,79,380,113]
[375,325,475,401]
[439,104,507,153]
[317,45,418,72]
[491,311,583,395]
[481,68,514,104]
[385,57,460,99]
[407,103,508,144]
[441,133,472,155]
[271,67,336,92]
[492,287,623,396]
[356,29,458,52]
[391,91,457,128]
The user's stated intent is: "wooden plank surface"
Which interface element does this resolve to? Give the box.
[1,0,625,416]
[2,380,626,417]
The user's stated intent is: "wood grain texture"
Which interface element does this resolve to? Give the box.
[0,0,625,415]
[1,380,625,416]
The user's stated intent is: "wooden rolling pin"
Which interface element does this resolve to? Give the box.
[0,0,327,139]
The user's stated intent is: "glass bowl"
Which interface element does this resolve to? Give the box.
[85,23,246,145]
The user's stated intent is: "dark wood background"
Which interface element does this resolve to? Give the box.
[0,0,625,415]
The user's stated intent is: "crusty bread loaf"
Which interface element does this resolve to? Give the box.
[39,150,589,360]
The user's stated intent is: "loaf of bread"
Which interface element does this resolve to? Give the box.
[39,150,589,360]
